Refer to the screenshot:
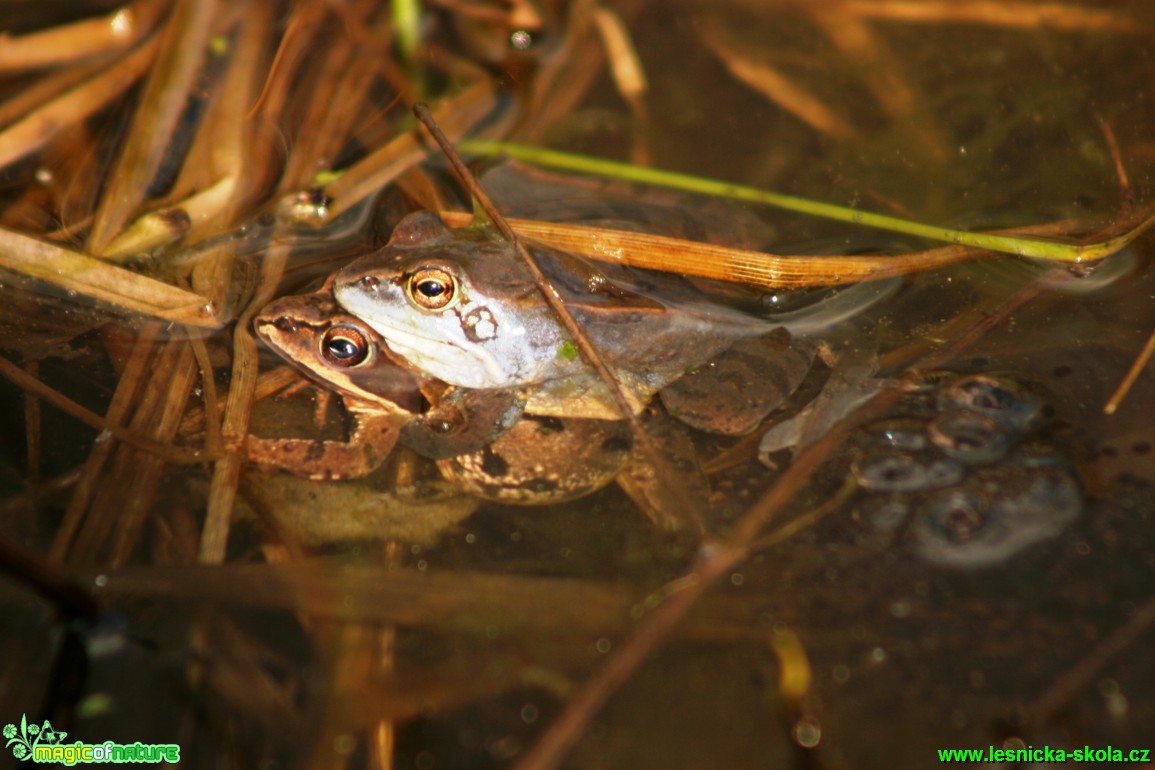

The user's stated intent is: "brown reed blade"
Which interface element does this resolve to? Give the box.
[841,0,1147,32]
[0,0,168,72]
[0,37,159,170]
[0,226,218,326]
[319,81,501,221]
[438,211,989,289]
[88,0,220,255]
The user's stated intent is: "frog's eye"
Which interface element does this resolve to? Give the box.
[321,325,370,367]
[407,266,457,311]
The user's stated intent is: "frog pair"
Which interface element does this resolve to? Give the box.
[251,211,832,513]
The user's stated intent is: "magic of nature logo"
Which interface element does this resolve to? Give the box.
[4,714,180,765]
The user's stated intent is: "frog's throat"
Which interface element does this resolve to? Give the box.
[372,322,513,388]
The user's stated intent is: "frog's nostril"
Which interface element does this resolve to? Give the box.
[360,275,380,290]
[273,316,298,332]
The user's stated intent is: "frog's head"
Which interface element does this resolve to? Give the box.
[254,292,422,415]
[332,212,566,390]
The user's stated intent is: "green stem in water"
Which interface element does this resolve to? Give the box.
[393,0,421,64]
[460,139,1154,263]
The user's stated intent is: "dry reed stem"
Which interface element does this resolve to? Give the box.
[200,232,293,564]
[439,211,987,288]
[351,666,577,725]
[70,339,182,564]
[841,0,1146,32]
[179,366,301,436]
[104,0,274,260]
[0,349,209,470]
[109,343,200,566]
[0,37,160,169]
[304,618,397,770]
[0,469,83,523]
[701,19,857,141]
[96,562,771,641]
[318,81,498,219]
[1103,328,1155,416]
[187,331,224,458]
[591,6,651,166]
[813,12,914,121]
[189,1,279,318]
[50,326,158,560]
[21,361,40,489]
[0,532,99,621]
[185,612,305,734]
[511,0,605,143]
[44,123,105,238]
[810,11,948,164]
[511,543,748,770]
[320,81,500,221]
[200,339,254,564]
[279,3,390,192]
[0,227,217,326]
[0,0,168,72]
[1021,590,1155,730]
[88,0,220,254]
[250,0,330,146]
[0,58,105,131]
[80,339,195,565]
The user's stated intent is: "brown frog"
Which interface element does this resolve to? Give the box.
[251,289,633,504]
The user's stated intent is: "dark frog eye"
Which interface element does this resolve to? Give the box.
[320,325,371,367]
[406,266,457,310]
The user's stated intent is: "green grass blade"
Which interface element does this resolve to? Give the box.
[460,140,1152,263]
[393,0,421,63]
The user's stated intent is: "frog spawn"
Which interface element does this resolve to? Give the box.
[850,373,1082,568]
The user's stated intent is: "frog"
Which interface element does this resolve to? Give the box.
[329,211,833,424]
[251,289,633,505]
[252,208,890,518]
[249,290,509,480]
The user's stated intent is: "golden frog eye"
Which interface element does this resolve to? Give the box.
[320,325,370,367]
[407,266,457,310]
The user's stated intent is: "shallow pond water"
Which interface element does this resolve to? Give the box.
[2,2,1155,769]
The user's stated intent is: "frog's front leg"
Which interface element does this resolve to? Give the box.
[246,406,400,481]
[401,386,526,459]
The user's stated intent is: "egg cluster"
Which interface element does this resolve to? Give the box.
[851,372,1082,567]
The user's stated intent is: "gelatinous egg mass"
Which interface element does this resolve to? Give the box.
[851,371,1080,568]
[912,466,1081,568]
